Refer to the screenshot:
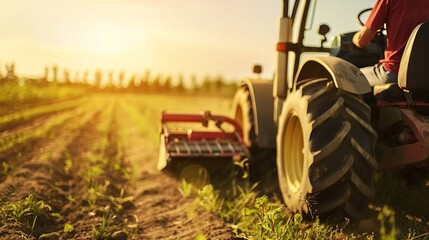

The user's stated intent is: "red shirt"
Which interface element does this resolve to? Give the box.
[365,0,429,74]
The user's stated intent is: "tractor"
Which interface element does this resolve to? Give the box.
[158,0,429,220]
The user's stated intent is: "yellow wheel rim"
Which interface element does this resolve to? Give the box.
[283,113,304,193]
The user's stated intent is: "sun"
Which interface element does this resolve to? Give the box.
[85,23,139,55]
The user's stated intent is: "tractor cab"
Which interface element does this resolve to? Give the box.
[274,0,379,119]
[276,0,429,99]
[285,0,429,107]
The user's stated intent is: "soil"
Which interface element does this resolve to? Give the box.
[0,95,235,239]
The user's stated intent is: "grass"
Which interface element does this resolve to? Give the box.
[190,182,350,240]
[183,170,429,240]
[179,161,370,239]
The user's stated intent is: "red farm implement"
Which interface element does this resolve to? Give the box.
[157,111,249,187]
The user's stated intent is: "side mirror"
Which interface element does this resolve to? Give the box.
[318,24,331,47]
[318,24,330,36]
[253,64,262,74]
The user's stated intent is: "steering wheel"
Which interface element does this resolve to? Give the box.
[358,8,372,26]
[357,8,386,55]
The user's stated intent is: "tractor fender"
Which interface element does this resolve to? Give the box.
[294,56,371,94]
[238,79,276,148]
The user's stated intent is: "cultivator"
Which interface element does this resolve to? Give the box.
[157,111,249,186]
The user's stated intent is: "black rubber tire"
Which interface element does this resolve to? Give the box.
[232,87,256,148]
[276,78,377,219]
[232,87,276,186]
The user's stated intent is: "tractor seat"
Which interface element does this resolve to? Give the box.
[398,22,429,96]
[374,22,429,102]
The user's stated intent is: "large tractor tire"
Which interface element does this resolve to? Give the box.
[276,78,377,219]
[232,87,276,186]
[232,87,256,148]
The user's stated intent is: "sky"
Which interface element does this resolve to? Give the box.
[0,0,375,85]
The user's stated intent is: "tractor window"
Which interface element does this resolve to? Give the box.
[291,0,308,44]
[302,0,375,48]
[305,0,317,31]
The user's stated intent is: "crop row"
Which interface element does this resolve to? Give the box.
[0,100,96,153]
[0,83,86,111]
[0,99,104,237]
[0,97,135,238]
[0,97,87,132]
[0,99,104,183]
[59,98,135,238]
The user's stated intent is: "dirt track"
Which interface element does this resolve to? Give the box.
[0,94,235,239]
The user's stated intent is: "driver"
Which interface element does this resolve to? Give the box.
[353,0,429,86]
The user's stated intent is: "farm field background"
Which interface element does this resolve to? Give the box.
[1,83,429,239]
[0,87,235,239]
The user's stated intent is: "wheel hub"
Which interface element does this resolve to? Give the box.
[283,113,304,193]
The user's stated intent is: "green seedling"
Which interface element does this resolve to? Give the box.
[378,206,398,240]
[0,161,13,178]
[195,233,207,240]
[87,182,109,207]
[0,194,53,233]
[109,188,133,213]
[92,213,113,240]
[64,222,74,233]
[179,179,194,198]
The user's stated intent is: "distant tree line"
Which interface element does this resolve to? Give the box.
[0,63,238,96]
[0,63,18,84]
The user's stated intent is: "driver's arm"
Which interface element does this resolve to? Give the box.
[353,26,377,48]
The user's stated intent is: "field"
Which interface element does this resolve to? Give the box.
[0,88,235,239]
[0,84,428,239]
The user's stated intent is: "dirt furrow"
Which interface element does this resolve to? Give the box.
[115,98,158,174]
[0,106,103,198]
[0,102,105,239]
[0,104,81,140]
[129,172,235,240]
[0,102,103,182]
[43,98,135,239]
[112,97,234,239]
[0,97,86,132]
